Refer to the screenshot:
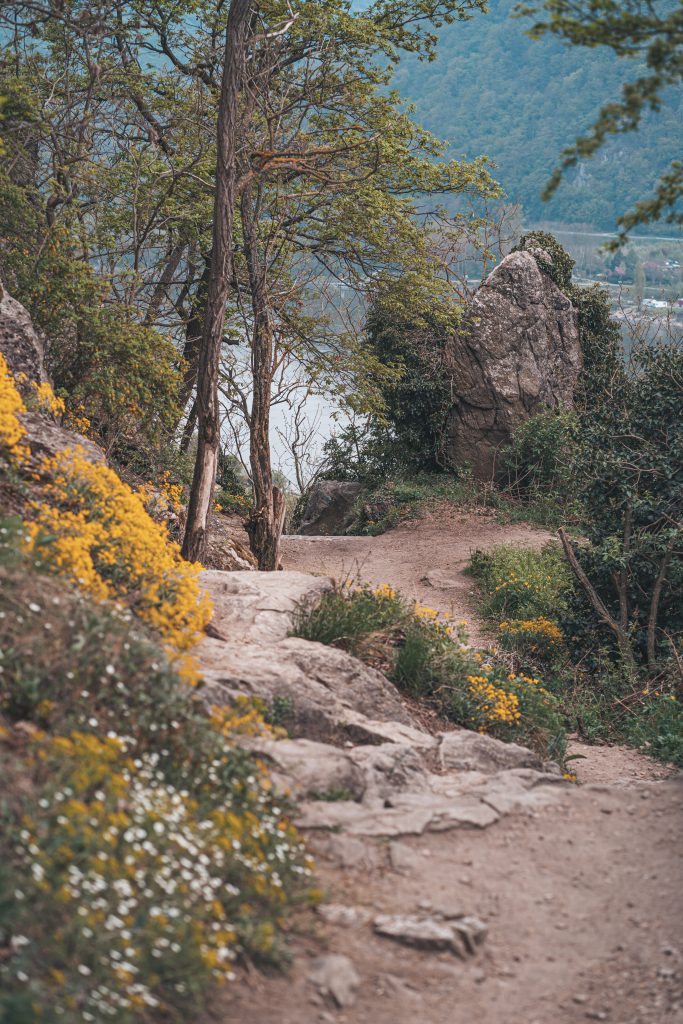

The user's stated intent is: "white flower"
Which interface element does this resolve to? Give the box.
[28,603,41,613]
[77,964,91,976]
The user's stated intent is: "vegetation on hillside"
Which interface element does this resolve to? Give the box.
[391,0,683,229]
[292,582,567,762]
[472,543,683,765]
[0,359,311,1022]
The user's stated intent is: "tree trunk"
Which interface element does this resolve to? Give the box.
[182,0,252,563]
[240,189,283,570]
[177,254,212,418]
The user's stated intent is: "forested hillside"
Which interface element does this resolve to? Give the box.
[391,0,683,228]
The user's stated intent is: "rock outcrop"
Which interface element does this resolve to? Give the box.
[445,247,581,479]
[197,569,566,842]
[297,480,362,536]
[0,279,47,388]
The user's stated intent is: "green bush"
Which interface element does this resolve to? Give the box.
[470,542,573,621]
[470,538,683,765]
[292,582,567,761]
[499,408,581,522]
[0,526,311,1023]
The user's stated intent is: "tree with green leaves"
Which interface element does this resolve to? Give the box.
[521,0,683,240]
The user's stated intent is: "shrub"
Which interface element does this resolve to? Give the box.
[292,582,566,761]
[499,408,580,520]
[0,539,312,1023]
[498,616,565,663]
[470,543,573,621]
[470,539,682,765]
[0,351,29,465]
[560,338,683,673]
[26,448,211,650]
[0,197,182,457]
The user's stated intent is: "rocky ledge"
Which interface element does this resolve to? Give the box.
[197,570,567,843]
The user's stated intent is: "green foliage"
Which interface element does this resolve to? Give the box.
[567,338,683,669]
[347,473,477,535]
[512,231,575,291]
[470,543,573,620]
[522,0,683,237]
[0,183,182,456]
[292,582,567,760]
[471,538,683,765]
[0,522,311,1022]
[499,407,579,506]
[362,294,458,472]
[391,0,683,229]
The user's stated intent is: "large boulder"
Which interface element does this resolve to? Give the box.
[297,480,362,536]
[445,248,581,479]
[0,280,47,388]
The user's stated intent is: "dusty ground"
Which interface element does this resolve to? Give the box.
[211,780,683,1024]
[205,511,682,1024]
[281,509,676,785]
[282,505,552,647]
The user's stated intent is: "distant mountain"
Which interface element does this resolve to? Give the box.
[391,0,682,229]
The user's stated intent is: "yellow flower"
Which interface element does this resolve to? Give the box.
[26,448,212,650]
[0,352,30,464]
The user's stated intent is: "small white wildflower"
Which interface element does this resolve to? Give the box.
[77,964,91,976]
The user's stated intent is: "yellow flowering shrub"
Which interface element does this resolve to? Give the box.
[293,579,566,760]
[499,616,565,661]
[30,380,66,418]
[26,448,211,649]
[467,674,521,725]
[0,557,312,1023]
[0,351,30,464]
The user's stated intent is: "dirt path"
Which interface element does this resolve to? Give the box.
[214,778,683,1024]
[204,512,682,1024]
[282,506,553,648]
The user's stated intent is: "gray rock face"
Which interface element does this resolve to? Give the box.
[197,570,419,744]
[445,248,581,479]
[0,280,47,388]
[297,480,362,535]
[373,912,487,958]
[199,634,418,744]
[308,954,360,1008]
[199,569,333,643]
[437,730,546,774]
[20,411,105,466]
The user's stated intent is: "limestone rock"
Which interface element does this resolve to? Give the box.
[311,834,383,871]
[308,954,360,1008]
[297,480,362,536]
[198,634,420,744]
[21,411,105,465]
[437,729,545,774]
[318,903,372,928]
[243,736,367,801]
[296,790,498,837]
[204,514,257,571]
[445,248,581,479]
[422,569,462,589]
[373,913,486,958]
[0,280,47,388]
[199,569,333,644]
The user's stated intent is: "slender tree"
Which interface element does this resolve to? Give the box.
[182,0,253,562]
